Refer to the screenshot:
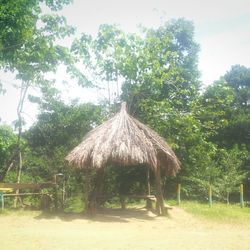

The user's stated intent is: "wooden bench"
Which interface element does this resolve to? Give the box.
[95,194,156,209]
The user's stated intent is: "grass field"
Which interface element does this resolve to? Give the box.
[1,200,250,250]
[167,200,250,225]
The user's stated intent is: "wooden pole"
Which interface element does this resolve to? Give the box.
[95,168,104,209]
[54,175,58,211]
[0,192,4,211]
[85,169,90,213]
[14,82,29,208]
[154,167,165,215]
[146,167,152,209]
[240,184,244,208]
[208,184,212,207]
[177,183,181,205]
[62,177,65,210]
[147,167,151,195]
[120,195,126,209]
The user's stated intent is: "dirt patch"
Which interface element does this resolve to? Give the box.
[1,207,249,250]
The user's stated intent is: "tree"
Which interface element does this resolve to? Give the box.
[25,85,103,180]
[121,19,200,116]
[0,0,75,206]
[198,78,235,144]
[224,65,250,107]
[215,147,247,203]
[71,24,128,109]
[0,0,73,69]
[222,65,250,148]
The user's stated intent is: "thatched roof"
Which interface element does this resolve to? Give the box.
[66,103,180,176]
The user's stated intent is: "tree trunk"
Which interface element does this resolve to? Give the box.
[116,70,119,97]
[107,80,111,113]
[0,161,14,182]
[13,151,23,208]
[14,82,29,208]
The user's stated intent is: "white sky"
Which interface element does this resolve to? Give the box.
[1,0,250,127]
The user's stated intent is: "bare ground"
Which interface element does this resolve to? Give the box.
[1,206,250,250]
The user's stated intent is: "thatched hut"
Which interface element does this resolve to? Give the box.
[66,102,180,215]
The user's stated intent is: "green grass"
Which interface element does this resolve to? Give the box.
[167,200,250,225]
[63,196,85,213]
[0,208,40,217]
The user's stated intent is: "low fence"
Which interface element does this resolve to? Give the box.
[175,183,247,208]
[0,182,56,211]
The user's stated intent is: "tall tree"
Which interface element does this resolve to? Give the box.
[198,78,234,144]
[0,0,74,206]
[223,65,250,148]
[224,65,250,107]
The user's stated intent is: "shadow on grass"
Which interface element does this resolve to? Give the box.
[34,206,166,223]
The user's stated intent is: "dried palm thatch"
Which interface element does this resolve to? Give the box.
[66,102,180,176]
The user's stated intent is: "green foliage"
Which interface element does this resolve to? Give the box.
[0,0,74,73]
[0,125,17,181]
[198,79,234,140]
[221,65,250,148]
[215,147,248,202]
[64,195,85,213]
[103,166,149,196]
[224,64,250,107]
[25,87,104,180]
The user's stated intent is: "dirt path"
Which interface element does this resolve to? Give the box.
[1,207,250,250]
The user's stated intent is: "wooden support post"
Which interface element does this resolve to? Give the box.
[53,174,60,211]
[95,168,104,209]
[84,168,91,214]
[146,167,152,209]
[120,196,126,209]
[240,184,244,208]
[62,178,65,210]
[146,167,151,195]
[154,167,165,216]
[0,192,4,211]
[54,184,58,211]
[208,184,212,207]
[177,183,181,205]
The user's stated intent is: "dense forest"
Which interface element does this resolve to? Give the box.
[0,0,249,208]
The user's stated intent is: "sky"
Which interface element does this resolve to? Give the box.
[0,0,250,127]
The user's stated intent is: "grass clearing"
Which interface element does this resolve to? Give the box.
[167,200,250,225]
[1,202,250,250]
